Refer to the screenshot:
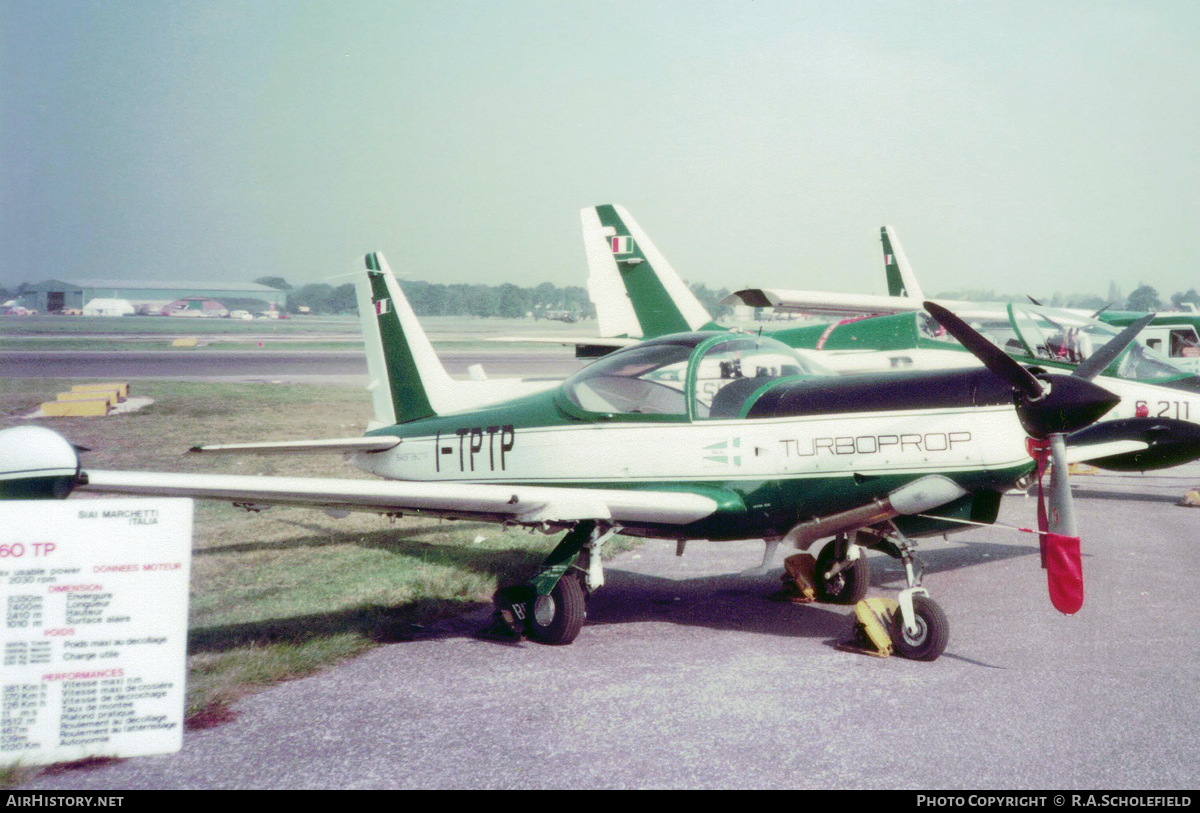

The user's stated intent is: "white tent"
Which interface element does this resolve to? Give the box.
[82,298,135,317]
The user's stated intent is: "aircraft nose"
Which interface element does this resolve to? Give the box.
[1018,376,1121,438]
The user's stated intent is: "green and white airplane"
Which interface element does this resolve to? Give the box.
[727,224,1200,376]
[1,252,1131,660]
[879,225,1200,375]
[583,205,1200,472]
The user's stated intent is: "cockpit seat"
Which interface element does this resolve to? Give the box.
[708,377,774,419]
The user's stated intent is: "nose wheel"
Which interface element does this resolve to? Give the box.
[851,526,951,661]
[891,592,949,661]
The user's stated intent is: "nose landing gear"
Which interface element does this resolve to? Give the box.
[827,527,950,662]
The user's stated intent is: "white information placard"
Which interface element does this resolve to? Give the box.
[1,499,192,766]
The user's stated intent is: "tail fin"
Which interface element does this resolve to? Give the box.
[582,204,719,339]
[355,252,456,426]
[881,225,924,299]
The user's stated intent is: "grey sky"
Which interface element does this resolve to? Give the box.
[3,1,1198,300]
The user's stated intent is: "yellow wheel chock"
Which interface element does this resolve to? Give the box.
[836,598,900,658]
[769,553,817,603]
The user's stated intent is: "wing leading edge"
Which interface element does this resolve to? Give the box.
[78,469,721,527]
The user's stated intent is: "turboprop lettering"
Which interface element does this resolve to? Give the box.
[780,432,973,457]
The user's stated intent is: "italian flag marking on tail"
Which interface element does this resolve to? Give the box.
[375,299,390,315]
[611,235,634,254]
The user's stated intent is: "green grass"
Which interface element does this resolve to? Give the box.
[0,339,366,352]
[0,312,593,354]
[0,314,359,336]
[0,378,636,732]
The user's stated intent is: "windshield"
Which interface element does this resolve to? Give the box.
[562,340,694,415]
[561,333,823,419]
[1005,304,1189,382]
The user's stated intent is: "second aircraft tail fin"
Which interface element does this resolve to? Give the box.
[582,204,719,339]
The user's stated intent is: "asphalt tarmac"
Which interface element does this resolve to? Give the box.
[17,465,1200,790]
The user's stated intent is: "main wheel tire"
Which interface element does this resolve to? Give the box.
[813,544,870,604]
[527,573,586,645]
[890,595,949,661]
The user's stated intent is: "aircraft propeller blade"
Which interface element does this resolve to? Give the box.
[1071,313,1156,381]
[923,302,1044,402]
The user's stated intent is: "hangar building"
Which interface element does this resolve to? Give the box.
[23,279,288,315]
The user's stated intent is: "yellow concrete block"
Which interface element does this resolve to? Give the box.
[171,337,198,347]
[71,382,129,400]
[57,390,118,407]
[42,399,110,417]
[68,386,121,404]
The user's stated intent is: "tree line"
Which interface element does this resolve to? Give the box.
[255,277,738,319]
[270,278,597,318]
[930,285,1200,313]
[3,276,1193,317]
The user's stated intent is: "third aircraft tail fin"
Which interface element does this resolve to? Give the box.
[881,225,924,300]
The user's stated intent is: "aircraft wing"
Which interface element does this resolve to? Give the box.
[721,288,923,315]
[721,289,1001,321]
[77,470,721,527]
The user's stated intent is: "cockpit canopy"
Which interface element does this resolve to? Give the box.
[1000,304,1187,382]
[561,332,829,420]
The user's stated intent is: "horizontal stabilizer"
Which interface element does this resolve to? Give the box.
[486,336,638,348]
[189,437,401,455]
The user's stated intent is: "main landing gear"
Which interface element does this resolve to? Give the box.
[490,520,614,645]
[814,528,950,662]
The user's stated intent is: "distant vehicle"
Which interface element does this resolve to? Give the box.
[2,305,37,316]
[229,310,254,320]
[162,297,228,318]
[542,310,578,323]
